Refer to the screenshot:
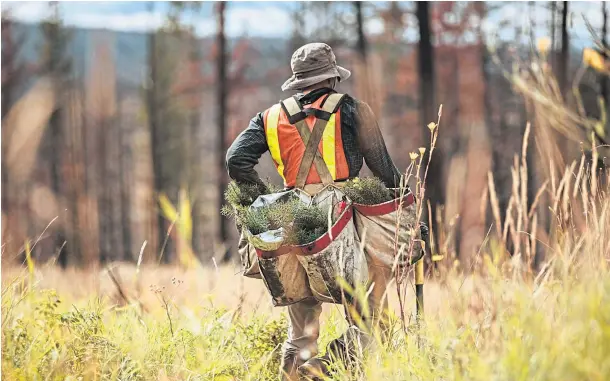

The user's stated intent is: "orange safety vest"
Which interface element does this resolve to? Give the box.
[263,93,350,188]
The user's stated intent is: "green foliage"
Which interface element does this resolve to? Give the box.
[1,286,291,381]
[343,177,394,205]
[239,207,272,236]
[3,257,610,381]
[236,196,330,245]
[221,181,285,234]
[265,198,305,231]
[224,181,265,209]
[2,289,143,381]
[222,181,329,243]
[287,204,329,245]
[225,179,401,245]
[234,315,288,379]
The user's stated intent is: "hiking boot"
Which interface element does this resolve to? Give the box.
[297,355,331,380]
[297,326,369,380]
[280,347,304,381]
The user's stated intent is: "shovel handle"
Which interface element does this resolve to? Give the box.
[415,258,424,318]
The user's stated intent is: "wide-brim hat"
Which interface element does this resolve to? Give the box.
[281,43,351,91]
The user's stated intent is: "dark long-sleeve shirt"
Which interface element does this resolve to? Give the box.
[226,87,402,189]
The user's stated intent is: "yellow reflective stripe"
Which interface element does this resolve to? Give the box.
[322,113,337,180]
[265,104,285,182]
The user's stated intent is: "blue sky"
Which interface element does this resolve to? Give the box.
[1,1,302,37]
[1,1,605,47]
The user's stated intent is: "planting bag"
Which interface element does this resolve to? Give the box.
[246,190,314,307]
[295,188,369,304]
[237,229,261,279]
[256,245,313,307]
[352,190,424,269]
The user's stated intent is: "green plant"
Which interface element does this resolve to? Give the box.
[262,198,332,245]
[287,204,329,245]
[236,315,288,380]
[343,177,394,205]
[221,181,265,223]
[232,197,300,236]
[224,181,266,209]
[249,199,330,244]
[221,181,283,231]
[239,207,272,236]
[223,184,331,244]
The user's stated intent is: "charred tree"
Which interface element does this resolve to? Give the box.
[558,1,570,159]
[1,14,25,120]
[146,1,167,263]
[187,31,205,258]
[602,2,608,110]
[551,2,557,56]
[1,14,23,221]
[353,1,377,112]
[558,1,569,96]
[416,2,444,241]
[354,2,367,62]
[116,95,132,261]
[289,3,307,53]
[39,2,73,266]
[216,2,230,260]
[1,12,29,262]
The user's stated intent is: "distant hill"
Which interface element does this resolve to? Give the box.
[8,21,290,97]
[6,20,595,101]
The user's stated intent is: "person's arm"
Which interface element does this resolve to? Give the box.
[349,98,403,188]
[225,112,269,192]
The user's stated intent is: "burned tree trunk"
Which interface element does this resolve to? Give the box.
[353,1,378,113]
[602,2,608,110]
[558,1,570,161]
[146,2,167,263]
[216,2,230,260]
[558,1,569,96]
[355,2,367,63]
[1,14,27,262]
[416,2,444,239]
[551,2,557,57]
[39,3,73,265]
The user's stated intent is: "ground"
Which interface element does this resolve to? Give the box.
[2,256,609,381]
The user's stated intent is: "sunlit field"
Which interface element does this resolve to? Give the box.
[3,167,609,380]
[4,63,610,381]
[3,246,609,380]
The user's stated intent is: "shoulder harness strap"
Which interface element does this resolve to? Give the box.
[280,93,346,124]
[280,96,307,124]
[279,93,346,189]
[304,93,346,121]
[320,93,345,114]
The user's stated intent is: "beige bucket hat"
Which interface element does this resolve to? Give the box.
[281,43,351,91]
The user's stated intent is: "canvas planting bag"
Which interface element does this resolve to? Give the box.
[245,190,314,307]
[237,228,261,279]
[294,187,369,304]
[352,189,424,269]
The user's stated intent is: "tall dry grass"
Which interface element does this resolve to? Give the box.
[3,28,610,381]
[4,91,609,379]
[2,174,608,380]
